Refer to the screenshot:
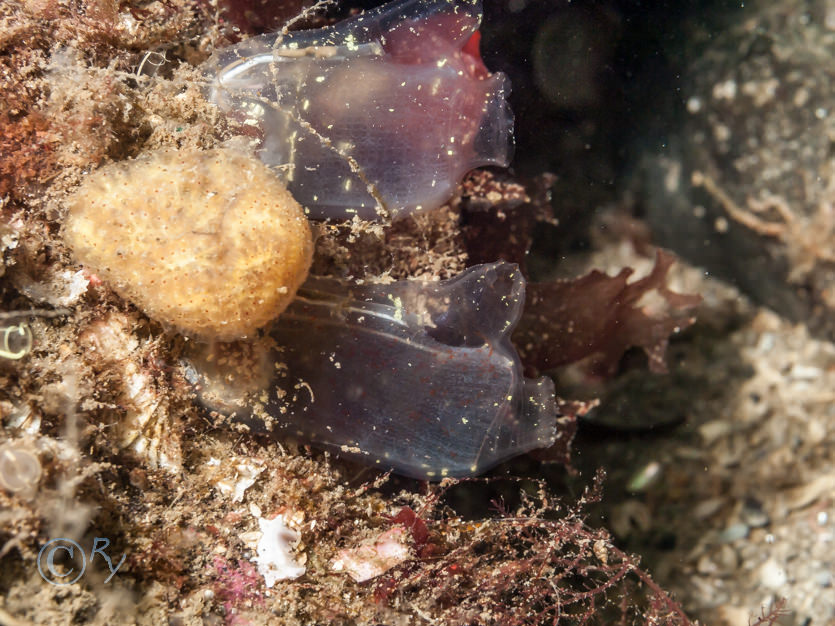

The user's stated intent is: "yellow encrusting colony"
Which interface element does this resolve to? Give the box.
[64,147,313,340]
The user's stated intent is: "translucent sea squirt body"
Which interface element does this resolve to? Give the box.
[189,263,556,480]
[204,0,513,220]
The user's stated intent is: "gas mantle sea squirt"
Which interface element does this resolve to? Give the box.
[187,263,556,480]
[205,0,513,220]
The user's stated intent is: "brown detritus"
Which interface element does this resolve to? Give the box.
[0,3,220,228]
[311,205,467,280]
[0,0,224,204]
[310,217,393,280]
[183,337,276,418]
[460,170,557,273]
[0,4,57,202]
[42,52,142,168]
[0,112,61,200]
[515,249,701,377]
[76,311,190,471]
[206,0,314,36]
[21,0,206,59]
[310,172,554,283]
[385,207,469,280]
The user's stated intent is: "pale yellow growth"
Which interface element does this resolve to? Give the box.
[64,147,313,340]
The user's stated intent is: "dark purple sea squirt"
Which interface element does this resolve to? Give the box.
[188,263,556,479]
[204,0,513,220]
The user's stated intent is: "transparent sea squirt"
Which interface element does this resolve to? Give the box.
[188,263,556,480]
[204,0,514,220]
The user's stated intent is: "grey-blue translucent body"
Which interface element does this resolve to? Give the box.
[260,263,555,479]
[204,0,513,220]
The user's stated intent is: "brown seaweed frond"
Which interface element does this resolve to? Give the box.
[515,249,701,377]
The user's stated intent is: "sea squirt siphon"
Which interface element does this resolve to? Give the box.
[187,263,556,479]
[204,0,513,220]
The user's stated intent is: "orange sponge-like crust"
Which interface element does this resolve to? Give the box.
[65,147,313,340]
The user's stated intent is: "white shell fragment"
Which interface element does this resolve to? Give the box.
[331,526,412,582]
[207,456,265,503]
[252,514,306,587]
